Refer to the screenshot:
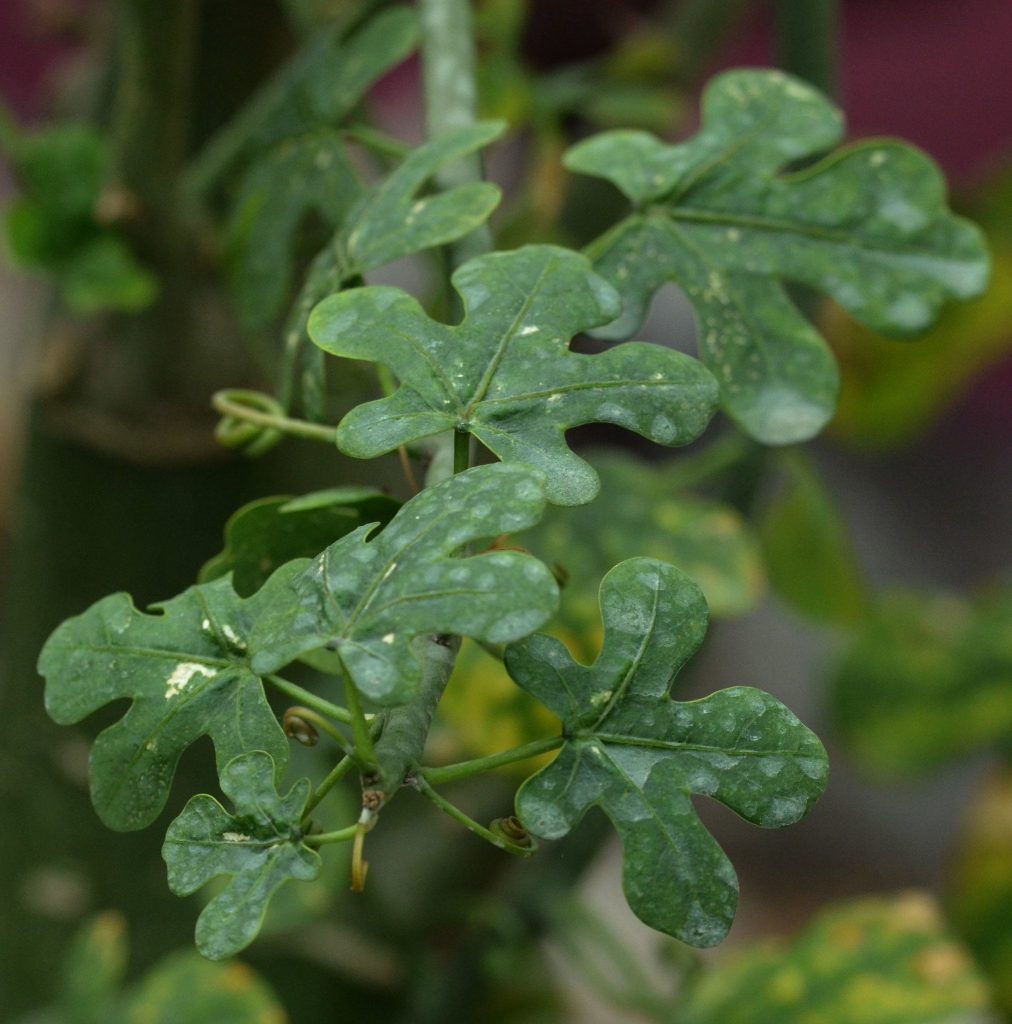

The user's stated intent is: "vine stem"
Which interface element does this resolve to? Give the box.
[421,736,563,786]
[412,774,536,857]
[302,753,357,820]
[212,390,338,444]
[419,0,492,265]
[340,656,379,768]
[265,674,356,725]
[304,823,359,847]
[453,430,471,474]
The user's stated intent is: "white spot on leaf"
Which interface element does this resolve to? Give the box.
[165,662,215,699]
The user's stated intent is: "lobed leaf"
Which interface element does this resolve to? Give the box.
[250,463,559,705]
[310,244,719,505]
[508,557,827,946]
[678,893,997,1024]
[163,750,320,961]
[227,129,363,328]
[567,68,990,444]
[39,575,292,831]
[185,7,418,193]
[336,120,505,278]
[199,485,400,596]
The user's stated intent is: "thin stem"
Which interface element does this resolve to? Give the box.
[212,390,339,444]
[453,430,471,474]
[774,0,840,97]
[419,0,492,266]
[302,753,358,819]
[343,123,411,160]
[265,674,355,724]
[422,736,563,786]
[413,774,536,857]
[474,638,505,662]
[341,657,378,768]
[304,823,359,847]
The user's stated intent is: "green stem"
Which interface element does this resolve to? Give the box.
[265,674,355,724]
[419,0,492,266]
[453,430,471,474]
[665,0,754,85]
[343,124,411,161]
[341,657,379,768]
[413,774,536,857]
[304,823,360,846]
[774,0,840,97]
[303,753,358,819]
[422,736,563,786]
[212,390,339,444]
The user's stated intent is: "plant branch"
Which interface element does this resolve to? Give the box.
[422,736,563,786]
[340,655,379,768]
[304,823,359,846]
[212,389,339,444]
[419,0,492,265]
[303,753,358,819]
[413,774,536,857]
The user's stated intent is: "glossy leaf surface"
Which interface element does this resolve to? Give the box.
[163,751,320,961]
[508,557,827,946]
[679,894,997,1024]
[567,69,990,444]
[39,576,290,830]
[335,121,505,278]
[310,244,719,505]
[250,464,559,704]
[200,486,400,596]
[830,589,1012,776]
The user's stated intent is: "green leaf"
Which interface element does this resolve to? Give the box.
[121,949,287,1021]
[59,913,128,1024]
[760,453,869,624]
[310,244,719,505]
[830,589,1012,776]
[199,486,400,597]
[250,464,559,704]
[678,893,997,1024]
[528,450,763,619]
[507,557,827,946]
[163,750,320,960]
[59,235,159,315]
[185,7,418,193]
[948,767,1012,1017]
[334,121,505,278]
[39,575,291,831]
[567,68,990,444]
[227,129,363,328]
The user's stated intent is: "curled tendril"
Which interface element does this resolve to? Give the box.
[490,815,537,852]
[283,709,320,747]
[212,388,285,457]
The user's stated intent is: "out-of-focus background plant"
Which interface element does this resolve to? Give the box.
[1,1,1010,1021]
